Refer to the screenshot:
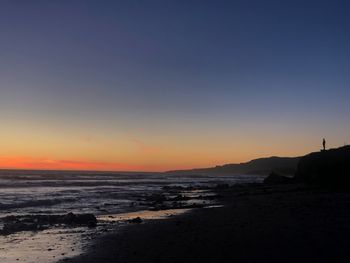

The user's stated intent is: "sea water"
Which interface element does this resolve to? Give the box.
[0,169,263,263]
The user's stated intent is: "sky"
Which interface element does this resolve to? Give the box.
[0,0,350,171]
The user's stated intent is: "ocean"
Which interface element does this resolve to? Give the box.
[0,169,263,217]
[0,169,263,263]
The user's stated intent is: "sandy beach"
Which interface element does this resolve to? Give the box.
[58,184,350,263]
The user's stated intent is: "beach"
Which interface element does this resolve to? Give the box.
[59,184,350,263]
[2,170,350,263]
[0,170,261,263]
[1,1,349,262]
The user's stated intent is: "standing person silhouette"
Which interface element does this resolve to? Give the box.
[322,138,326,151]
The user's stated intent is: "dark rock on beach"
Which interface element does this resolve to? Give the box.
[64,212,97,227]
[264,171,294,184]
[1,212,97,234]
[128,217,142,224]
[2,222,43,234]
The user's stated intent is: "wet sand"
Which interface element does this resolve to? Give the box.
[0,227,85,263]
[0,179,223,263]
[59,184,350,263]
[0,208,194,263]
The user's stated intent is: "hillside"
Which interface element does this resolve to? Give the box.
[167,156,301,176]
[295,145,350,186]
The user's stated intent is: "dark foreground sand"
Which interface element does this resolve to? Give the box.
[60,184,350,263]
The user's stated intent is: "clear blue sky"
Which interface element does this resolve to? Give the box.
[0,0,349,171]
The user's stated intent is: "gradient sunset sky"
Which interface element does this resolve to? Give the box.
[1,0,350,171]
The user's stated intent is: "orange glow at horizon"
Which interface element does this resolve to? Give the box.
[0,156,171,172]
[0,119,335,172]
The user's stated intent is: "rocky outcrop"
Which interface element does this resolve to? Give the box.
[1,212,97,234]
[263,172,294,184]
[128,217,143,224]
[294,145,350,187]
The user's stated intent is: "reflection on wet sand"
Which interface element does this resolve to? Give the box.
[0,208,191,263]
[0,227,84,263]
[99,208,191,222]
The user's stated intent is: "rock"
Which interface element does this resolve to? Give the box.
[2,222,39,234]
[1,212,98,234]
[74,214,97,227]
[263,171,294,184]
[128,217,142,224]
[87,220,97,228]
[294,145,350,187]
[63,212,76,224]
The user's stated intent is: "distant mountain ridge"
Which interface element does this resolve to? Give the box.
[167,156,301,176]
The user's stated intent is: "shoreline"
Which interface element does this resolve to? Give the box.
[0,182,223,263]
[58,183,350,263]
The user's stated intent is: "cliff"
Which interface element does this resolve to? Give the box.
[294,145,350,187]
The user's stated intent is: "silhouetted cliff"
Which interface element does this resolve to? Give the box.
[294,145,350,187]
[168,156,300,176]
